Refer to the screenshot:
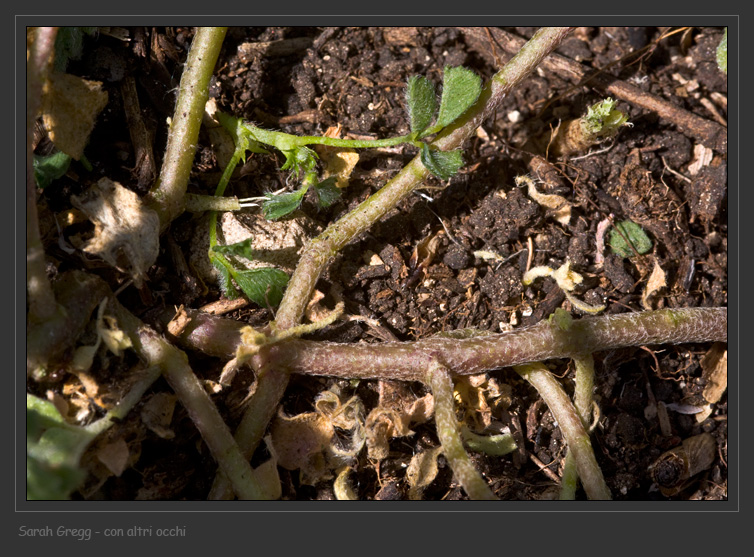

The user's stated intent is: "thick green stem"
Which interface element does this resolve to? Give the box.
[146,26,227,230]
[515,363,611,500]
[426,361,497,500]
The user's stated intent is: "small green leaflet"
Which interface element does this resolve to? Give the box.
[231,268,289,307]
[212,237,256,260]
[211,256,241,299]
[434,66,482,131]
[608,220,653,258]
[406,75,437,135]
[262,188,307,220]
[420,143,464,180]
[33,151,72,188]
[313,177,341,208]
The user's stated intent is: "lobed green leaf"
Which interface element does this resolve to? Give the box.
[435,66,482,131]
[313,177,341,208]
[231,268,289,307]
[262,188,307,220]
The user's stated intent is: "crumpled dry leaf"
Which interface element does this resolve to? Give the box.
[365,381,434,461]
[96,438,130,477]
[269,385,365,486]
[406,446,443,500]
[42,71,108,160]
[313,125,360,188]
[641,258,667,310]
[71,177,160,287]
[516,174,571,226]
[696,343,728,423]
[454,374,511,432]
[140,393,176,440]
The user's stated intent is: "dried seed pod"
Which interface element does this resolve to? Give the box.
[650,432,716,496]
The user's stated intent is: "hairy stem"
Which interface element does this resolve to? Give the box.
[426,361,498,500]
[172,307,726,382]
[514,363,611,500]
[146,26,227,230]
[208,363,290,500]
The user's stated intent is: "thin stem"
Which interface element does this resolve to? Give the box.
[146,27,227,230]
[560,354,595,500]
[514,363,611,500]
[426,361,498,500]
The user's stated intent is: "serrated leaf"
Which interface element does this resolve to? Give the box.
[232,268,289,307]
[406,75,437,135]
[435,66,482,130]
[420,143,464,180]
[33,150,72,188]
[262,188,307,220]
[314,177,341,208]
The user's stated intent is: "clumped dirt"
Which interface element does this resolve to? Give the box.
[33,26,727,500]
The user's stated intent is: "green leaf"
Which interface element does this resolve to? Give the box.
[405,75,437,135]
[231,268,289,307]
[608,220,653,258]
[314,177,341,208]
[26,394,93,500]
[420,143,464,180]
[33,151,72,188]
[262,188,307,220]
[435,66,482,130]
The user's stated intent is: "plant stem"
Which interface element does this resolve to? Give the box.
[426,361,498,500]
[559,354,595,500]
[146,26,227,230]
[273,27,574,331]
[514,363,611,500]
[26,27,59,324]
[170,307,727,382]
[109,297,264,500]
[208,363,290,500]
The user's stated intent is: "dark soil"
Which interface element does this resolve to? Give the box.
[33,26,727,500]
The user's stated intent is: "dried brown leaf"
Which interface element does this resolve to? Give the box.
[42,71,109,160]
[71,178,160,287]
